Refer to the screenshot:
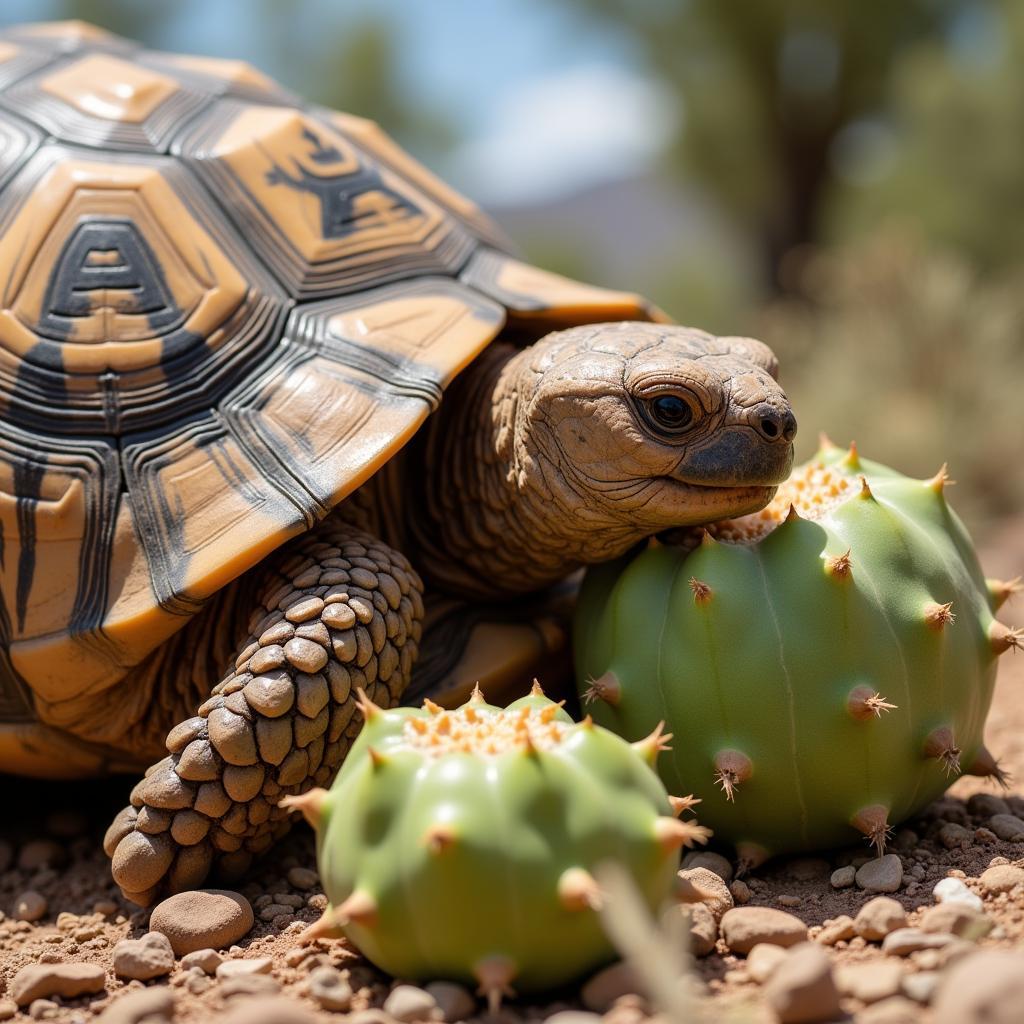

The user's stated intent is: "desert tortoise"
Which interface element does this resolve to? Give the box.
[0,21,797,904]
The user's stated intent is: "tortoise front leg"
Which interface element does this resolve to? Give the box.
[104,526,424,906]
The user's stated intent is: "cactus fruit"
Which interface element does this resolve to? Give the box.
[574,440,1019,865]
[282,684,709,1004]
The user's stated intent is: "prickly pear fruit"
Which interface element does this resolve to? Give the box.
[575,441,1018,865]
[282,684,708,1002]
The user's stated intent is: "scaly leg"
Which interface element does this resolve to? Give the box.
[104,526,423,905]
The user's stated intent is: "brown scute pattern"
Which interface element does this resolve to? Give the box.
[106,526,424,905]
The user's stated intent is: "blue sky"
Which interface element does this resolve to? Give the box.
[0,0,676,206]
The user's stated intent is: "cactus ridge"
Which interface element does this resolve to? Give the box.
[575,443,1013,859]
[293,686,708,994]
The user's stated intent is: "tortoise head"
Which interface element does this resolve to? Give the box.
[503,321,796,539]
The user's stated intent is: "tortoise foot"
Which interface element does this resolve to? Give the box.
[104,526,424,905]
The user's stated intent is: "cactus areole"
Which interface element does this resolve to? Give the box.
[283,685,708,1002]
[575,440,1020,866]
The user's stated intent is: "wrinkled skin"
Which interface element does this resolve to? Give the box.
[419,322,797,597]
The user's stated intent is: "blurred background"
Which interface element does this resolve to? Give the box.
[2,0,1021,539]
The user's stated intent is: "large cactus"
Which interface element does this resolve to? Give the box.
[575,440,1020,868]
[283,684,708,1003]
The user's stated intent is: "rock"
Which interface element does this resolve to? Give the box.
[384,985,439,1022]
[978,864,1024,894]
[96,987,175,1024]
[939,822,973,849]
[27,999,57,1020]
[967,793,1009,818]
[835,961,903,1003]
[720,907,807,955]
[919,902,992,938]
[150,888,254,954]
[219,997,318,1024]
[854,896,907,941]
[856,995,921,1024]
[747,943,788,983]
[881,928,954,956]
[425,982,475,1022]
[932,877,983,910]
[933,950,1024,1023]
[287,866,319,890]
[989,813,1024,840]
[0,1001,16,1022]
[681,850,733,881]
[677,866,733,920]
[856,855,903,893]
[830,866,855,889]
[307,965,352,1011]
[816,915,856,946]
[902,972,941,1005]
[580,962,639,1012]
[545,1015,602,1024]
[221,975,281,998]
[217,958,273,979]
[10,963,107,1007]
[13,890,47,922]
[113,931,175,980]
[729,879,751,904]
[17,839,65,870]
[763,943,841,1024]
[684,902,718,957]
[181,948,223,974]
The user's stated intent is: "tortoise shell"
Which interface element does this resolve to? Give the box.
[0,21,661,725]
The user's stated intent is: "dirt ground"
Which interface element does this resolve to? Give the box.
[1,520,1022,1024]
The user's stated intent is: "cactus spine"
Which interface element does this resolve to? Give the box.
[575,442,1016,859]
[284,684,708,1000]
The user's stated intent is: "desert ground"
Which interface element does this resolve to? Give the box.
[1,521,1022,1024]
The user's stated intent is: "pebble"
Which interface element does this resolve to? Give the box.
[729,879,751,904]
[221,975,281,998]
[830,866,855,889]
[96,986,174,1024]
[580,962,639,1012]
[939,822,973,849]
[10,963,107,1007]
[28,999,57,1020]
[835,961,903,1003]
[181,948,223,974]
[978,863,1024,894]
[902,971,941,1005]
[113,931,175,980]
[932,876,983,910]
[0,1001,15,1022]
[816,915,856,946]
[150,888,254,954]
[933,949,1024,1023]
[13,890,48,922]
[720,907,808,954]
[763,943,841,1024]
[919,902,992,938]
[854,896,907,941]
[545,1014,602,1024]
[677,866,733,920]
[219,996,319,1024]
[856,995,921,1024]
[17,839,65,870]
[681,850,733,881]
[967,793,1009,817]
[308,966,353,1011]
[881,928,954,956]
[856,855,903,893]
[747,942,787,983]
[988,814,1024,841]
[684,902,718,957]
[287,866,319,890]
[217,957,274,979]
[425,981,476,1022]
[383,985,438,1022]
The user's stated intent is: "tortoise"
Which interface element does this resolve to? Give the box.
[0,21,798,905]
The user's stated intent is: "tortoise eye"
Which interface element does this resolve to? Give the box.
[641,393,695,438]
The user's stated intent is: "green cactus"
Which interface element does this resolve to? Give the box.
[575,440,1020,868]
[282,683,708,1004]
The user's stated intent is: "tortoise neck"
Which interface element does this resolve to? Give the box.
[413,340,634,600]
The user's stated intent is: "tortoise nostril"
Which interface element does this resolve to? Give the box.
[760,417,779,439]
[753,407,797,443]
[782,412,798,443]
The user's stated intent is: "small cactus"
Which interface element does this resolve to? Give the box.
[574,441,1018,865]
[282,684,708,1003]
